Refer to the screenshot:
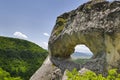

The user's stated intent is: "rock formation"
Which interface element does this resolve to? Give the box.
[31,1,120,80]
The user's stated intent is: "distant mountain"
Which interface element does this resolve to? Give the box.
[71,52,93,59]
[0,36,48,80]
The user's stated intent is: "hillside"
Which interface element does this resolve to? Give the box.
[0,36,48,80]
[71,52,93,59]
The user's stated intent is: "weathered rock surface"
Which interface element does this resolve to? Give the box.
[30,56,62,80]
[31,1,120,80]
[49,0,120,70]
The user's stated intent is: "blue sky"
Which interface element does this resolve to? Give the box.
[0,0,112,53]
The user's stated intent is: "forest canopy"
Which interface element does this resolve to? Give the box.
[0,36,48,80]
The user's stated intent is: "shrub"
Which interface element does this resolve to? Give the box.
[67,68,120,80]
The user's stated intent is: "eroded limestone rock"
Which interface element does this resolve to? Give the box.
[49,1,120,70]
[30,56,62,80]
[31,1,120,80]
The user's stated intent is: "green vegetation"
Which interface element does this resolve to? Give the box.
[73,58,89,64]
[0,67,22,80]
[54,18,67,36]
[67,68,120,80]
[0,36,48,80]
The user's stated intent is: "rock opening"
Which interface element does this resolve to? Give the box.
[71,44,93,64]
[71,45,93,59]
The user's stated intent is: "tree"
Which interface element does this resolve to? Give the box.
[0,67,22,80]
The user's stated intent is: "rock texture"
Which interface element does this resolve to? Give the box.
[31,1,120,80]
[30,56,62,80]
[49,1,120,70]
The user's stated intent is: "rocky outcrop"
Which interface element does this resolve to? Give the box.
[49,0,120,70]
[30,56,62,80]
[31,1,120,80]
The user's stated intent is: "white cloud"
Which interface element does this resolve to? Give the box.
[39,42,48,50]
[13,32,28,39]
[75,45,93,54]
[43,33,50,37]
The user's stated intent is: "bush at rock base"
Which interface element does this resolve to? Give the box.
[67,68,120,80]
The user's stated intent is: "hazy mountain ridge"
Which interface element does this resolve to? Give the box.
[71,52,93,59]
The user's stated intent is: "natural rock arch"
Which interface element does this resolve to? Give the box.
[30,1,120,80]
[48,1,120,70]
[49,31,104,58]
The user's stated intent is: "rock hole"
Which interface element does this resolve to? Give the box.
[71,45,93,64]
